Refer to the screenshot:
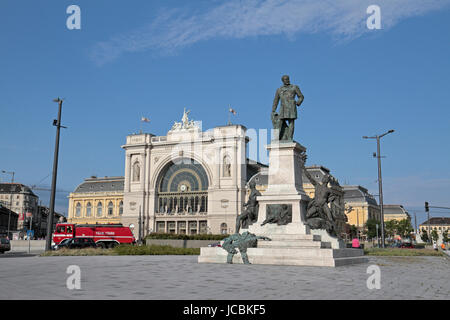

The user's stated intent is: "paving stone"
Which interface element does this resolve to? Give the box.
[0,255,448,299]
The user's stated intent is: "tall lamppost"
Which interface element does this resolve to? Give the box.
[45,98,66,251]
[1,170,15,239]
[363,129,395,248]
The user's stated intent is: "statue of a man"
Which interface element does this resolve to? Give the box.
[235,181,261,233]
[272,75,304,141]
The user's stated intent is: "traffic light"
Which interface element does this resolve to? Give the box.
[425,202,429,212]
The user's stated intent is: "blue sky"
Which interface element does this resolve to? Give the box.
[1,0,449,226]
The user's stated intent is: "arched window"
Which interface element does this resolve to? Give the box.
[86,202,92,217]
[97,202,103,217]
[108,201,114,216]
[75,203,81,217]
[133,161,140,182]
[119,201,123,215]
[220,223,228,235]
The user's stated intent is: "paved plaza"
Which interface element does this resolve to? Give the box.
[0,254,448,300]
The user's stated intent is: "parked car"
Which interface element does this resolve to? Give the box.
[56,237,99,250]
[52,238,71,250]
[0,238,11,253]
[400,242,415,249]
[208,241,222,247]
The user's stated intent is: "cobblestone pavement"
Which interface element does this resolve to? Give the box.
[0,255,448,299]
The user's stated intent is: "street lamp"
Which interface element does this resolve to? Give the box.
[363,129,395,248]
[1,170,15,239]
[45,98,66,251]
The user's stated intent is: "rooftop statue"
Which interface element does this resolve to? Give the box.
[171,108,198,131]
[271,75,304,141]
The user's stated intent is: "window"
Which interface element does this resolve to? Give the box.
[86,202,92,217]
[75,203,81,217]
[188,221,197,235]
[199,221,207,234]
[57,226,66,233]
[220,223,228,235]
[108,201,114,216]
[97,202,103,217]
[67,226,73,234]
[119,201,123,215]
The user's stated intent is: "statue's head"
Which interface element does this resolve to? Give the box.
[281,75,290,85]
[249,180,257,189]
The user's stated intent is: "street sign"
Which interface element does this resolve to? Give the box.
[27,230,34,238]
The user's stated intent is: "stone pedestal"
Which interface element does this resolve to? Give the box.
[198,141,367,267]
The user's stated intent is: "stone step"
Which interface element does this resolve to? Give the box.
[265,234,321,241]
[198,251,368,267]
[257,240,331,249]
[200,246,365,259]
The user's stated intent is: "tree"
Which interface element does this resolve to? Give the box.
[420,229,429,242]
[349,225,358,239]
[431,229,439,243]
[364,218,379,239]
[397,219,413,239]
[443,230,448,243]
[385,220,398,238]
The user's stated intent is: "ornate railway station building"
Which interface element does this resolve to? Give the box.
[119,110,263,237]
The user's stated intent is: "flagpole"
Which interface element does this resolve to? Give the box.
[228,104,231,125]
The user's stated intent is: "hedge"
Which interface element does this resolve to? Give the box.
[145,233,229,241]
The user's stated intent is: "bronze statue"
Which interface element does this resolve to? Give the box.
[222,232,271,264]
[261,204,292,226]
[272,75,304,141]
[300,152,339,236]
[235,181,261,233]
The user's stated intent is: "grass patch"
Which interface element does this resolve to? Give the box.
[40,245,200,256]
[364,248,444,257]
[41,247,114,256]
[113,244,200,255]
[145,233,228,241]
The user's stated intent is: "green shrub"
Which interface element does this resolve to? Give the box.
[364,248,444,256]
[145,233,228,241]
[112,244,200,255]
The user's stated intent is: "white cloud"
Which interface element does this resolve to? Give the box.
[89,0,450,65]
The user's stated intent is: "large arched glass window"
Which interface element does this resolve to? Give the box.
[86,202,92,217]
[108,201,114,216]
[97,202,103,217]
[119,201,123,215]
[75,203,81,217]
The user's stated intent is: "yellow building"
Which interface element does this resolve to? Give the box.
[342,185,380,229]
[68,176,124,224]
[419,217,450,233]
[383,205,410,222]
